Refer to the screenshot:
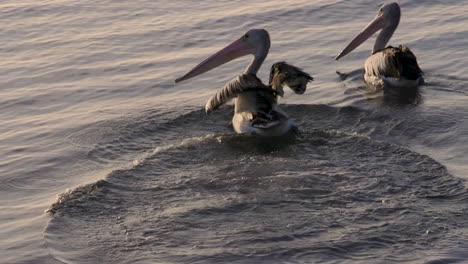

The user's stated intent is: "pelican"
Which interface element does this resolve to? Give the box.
[175,29,313,136]
[335,2,423,90]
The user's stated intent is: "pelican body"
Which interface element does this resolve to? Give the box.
[175,29,313,136]
[336,2,423,90]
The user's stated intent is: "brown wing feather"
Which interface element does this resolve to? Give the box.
[269,62,313,96]
[394,45,423,80]
[370,46,423,80]
[205,62,313,113]
[205,74,269,113]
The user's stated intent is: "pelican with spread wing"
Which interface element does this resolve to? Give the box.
[175,29,313,136]
[336,2,423,90]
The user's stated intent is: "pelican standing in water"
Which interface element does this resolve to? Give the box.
[175,29,313,136]
[335,2,423,90]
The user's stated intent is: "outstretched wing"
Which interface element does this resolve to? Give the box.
[205,74,268,113]
[269,61,313,96]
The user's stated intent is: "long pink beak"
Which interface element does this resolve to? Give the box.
[335,14,385,60]
[175,38,255,83]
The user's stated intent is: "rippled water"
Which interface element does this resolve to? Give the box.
[1,0,467,263]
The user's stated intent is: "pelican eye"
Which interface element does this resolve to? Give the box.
[243,33,249,40]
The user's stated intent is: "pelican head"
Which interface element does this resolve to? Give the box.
[175,29,271,83]
[335,2,401,60]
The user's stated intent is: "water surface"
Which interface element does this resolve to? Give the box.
[1,0,467,263]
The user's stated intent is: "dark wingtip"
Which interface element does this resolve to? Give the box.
[304,72,314,82]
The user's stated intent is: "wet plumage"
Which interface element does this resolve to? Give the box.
[204,62,313,131]
[204,74,270,113]
[269,62,314,96]
[175,29,313,136]
[336,2,424,92]
[365,45,424,87]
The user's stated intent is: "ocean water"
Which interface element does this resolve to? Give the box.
[1,0,467,263]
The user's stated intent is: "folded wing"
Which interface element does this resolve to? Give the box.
[365,45,423,81]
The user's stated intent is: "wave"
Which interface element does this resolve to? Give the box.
[45,104,468,264]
